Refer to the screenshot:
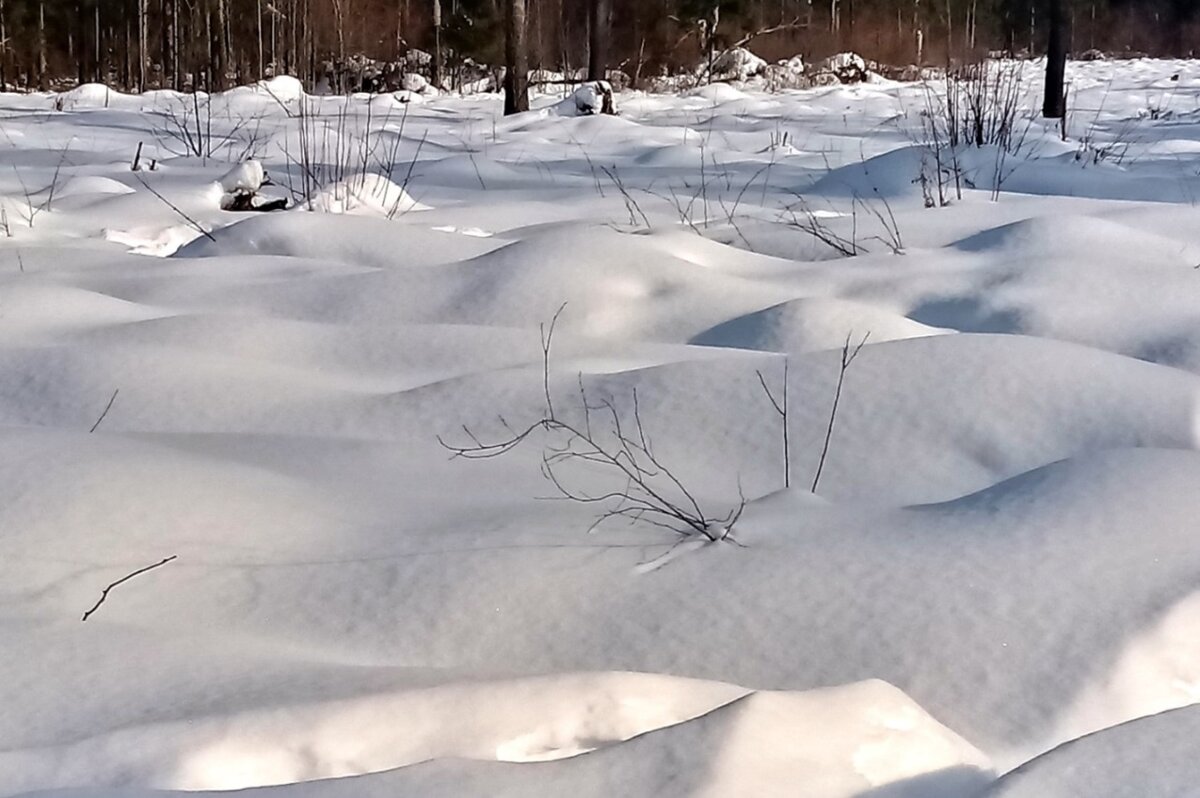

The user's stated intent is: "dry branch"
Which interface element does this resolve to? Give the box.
[134,174,216,241]
[756,356,789,489]
[439,304,744,541]
[812,332,869,494]
[89,389,119,433]
[81,556,177,622]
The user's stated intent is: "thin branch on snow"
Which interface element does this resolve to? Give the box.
[757,356,790,489]
[811,328,868,492]
[81,556,177,622]
[89,389,120,433]
[812,331,869,494]
[134,174,217,241]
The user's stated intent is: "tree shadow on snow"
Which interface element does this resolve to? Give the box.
[855,765,994,798]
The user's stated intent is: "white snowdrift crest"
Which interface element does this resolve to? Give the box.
[302,173,430,216]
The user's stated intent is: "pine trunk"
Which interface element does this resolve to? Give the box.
[504,0,529,114]
[1043,0,1067,118]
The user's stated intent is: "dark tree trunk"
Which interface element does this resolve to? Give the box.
[1043,0,1067,118]
[38,0,48,90]
[432,0,442,87]
[504,0,529,114]
[587,0,611,81]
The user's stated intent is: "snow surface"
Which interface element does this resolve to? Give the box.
[4,58,1200,795]
[985,705,1200,797]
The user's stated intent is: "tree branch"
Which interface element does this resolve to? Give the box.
[81,556,178,622]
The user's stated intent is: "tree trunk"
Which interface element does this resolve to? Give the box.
[138,0,147,90]
[38,0,47,90]
[0,0,7,91]
[1043,0,1067,118]
[432,0,442,88]
[257,0,264,79]
[587,0,611,81]
[207,5,217,90]
[216,0,230,89]
[504,0,529,114]
[94,3,102,83]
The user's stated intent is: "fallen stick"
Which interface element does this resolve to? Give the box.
[81,556,178,622]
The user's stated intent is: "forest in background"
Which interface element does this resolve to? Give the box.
[0,0,1197,93]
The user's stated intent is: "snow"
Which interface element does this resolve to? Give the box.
[218,160,267,194]
[301,172,430,215]
[985,706,1200,797]
[709,47,768,82]
[4,58,1200,796]
[561,81,613,116]
[0,677,992,797]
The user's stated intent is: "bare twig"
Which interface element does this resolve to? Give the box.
[439,306,744,541]
[600,165,651,229]
[81,556,177,621]
[134,175,216,241]
[756,356,789,489]
[89,389,119,433]
[812,332,869,494]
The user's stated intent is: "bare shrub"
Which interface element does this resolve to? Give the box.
[916,59,1035,204]
[439,306,746,542]
[281,95,426,216]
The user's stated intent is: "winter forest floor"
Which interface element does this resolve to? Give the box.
[3,58,1200,797]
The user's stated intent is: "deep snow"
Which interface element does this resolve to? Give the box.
[3,59,1200,796]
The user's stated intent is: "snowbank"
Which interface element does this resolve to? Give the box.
[302,173,430,216]
[7,57,1200,798]
[708,47,768,82]
[985,706,1200,797]
[3,679,991,797]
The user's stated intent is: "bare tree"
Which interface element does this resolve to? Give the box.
[587,0,612,81]
[1043,0,1067,119]
[504,0,529,114]
[37,0,46,90]
[138,0,148,90]
[431,0,443,88]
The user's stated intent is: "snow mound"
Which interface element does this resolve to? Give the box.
[369,680,992,798]
[764,55,809,90]
[178,212,498,268]
[682,82,750,103]
[690,297,951,353]
[0,283,165,334]
[550,81,614,116]
[54,83,121,109]
[255,75,306,102]
[809,145,936,198]
[708,47,767,82]
[6,680,992,798]
[219,161,266,194]
[57,176,136,198]
[104,224,211,257]
[953,214,1200,268]
[302,173,430,216]
[0,670,747,793]
[396,224,787,339]
[985,706,1200,797]
[815,52,872,83]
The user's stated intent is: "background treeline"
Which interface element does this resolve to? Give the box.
[2,0,1198,92]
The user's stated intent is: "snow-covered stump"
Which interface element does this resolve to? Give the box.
[554,81,617,116]
[217,160,286,212]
